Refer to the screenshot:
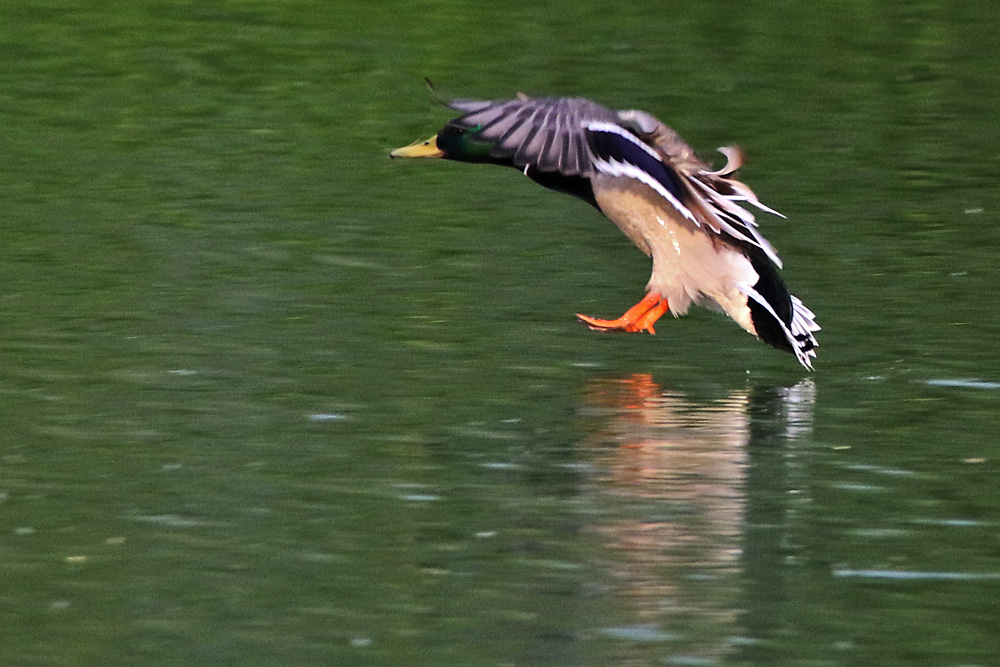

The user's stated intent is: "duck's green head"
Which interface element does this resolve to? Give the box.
[390,122,496,163]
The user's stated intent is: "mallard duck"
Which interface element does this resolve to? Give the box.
[391,93,819,369]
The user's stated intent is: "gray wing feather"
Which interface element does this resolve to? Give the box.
[474,104,522,138]
[534,107,561,172]
[448,97,619,176]
[448,99,493,114]
[564,128,585,175]
[498,106,542,155]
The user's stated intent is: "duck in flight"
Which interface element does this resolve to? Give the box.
[391,92,819,369]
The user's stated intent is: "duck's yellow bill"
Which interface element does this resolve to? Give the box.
[390,135,443,159]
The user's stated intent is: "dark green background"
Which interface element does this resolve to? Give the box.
[2,1,999,665]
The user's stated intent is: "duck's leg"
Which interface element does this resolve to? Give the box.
[576,292,670,334]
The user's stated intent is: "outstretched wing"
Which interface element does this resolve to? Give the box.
[447,97,620,176]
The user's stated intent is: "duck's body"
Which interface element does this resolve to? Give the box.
[391,94,819,369]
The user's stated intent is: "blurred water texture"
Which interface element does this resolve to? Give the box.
[2,1,1000,665]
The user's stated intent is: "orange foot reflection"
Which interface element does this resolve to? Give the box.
[577,292,670,334]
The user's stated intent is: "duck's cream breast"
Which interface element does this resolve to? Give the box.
[593,177,759,333]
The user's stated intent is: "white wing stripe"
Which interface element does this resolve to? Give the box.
[592,157,700,225]
[584,121,662,160]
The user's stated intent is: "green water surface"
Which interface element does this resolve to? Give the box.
[2,2,999,665]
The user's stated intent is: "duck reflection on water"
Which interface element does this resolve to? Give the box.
[578,374,815,661]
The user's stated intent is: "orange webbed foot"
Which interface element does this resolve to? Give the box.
[576,292,669,334]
